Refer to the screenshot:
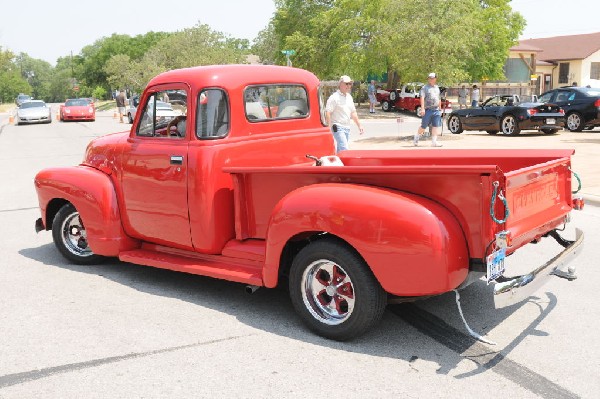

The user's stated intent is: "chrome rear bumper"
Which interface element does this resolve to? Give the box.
[493,228,583,308]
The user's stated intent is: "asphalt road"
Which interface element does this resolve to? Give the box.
[0,110,599,398]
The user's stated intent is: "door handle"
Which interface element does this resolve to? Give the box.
[170,155,184,165]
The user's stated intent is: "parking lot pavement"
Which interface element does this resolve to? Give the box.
[0,114,599,397]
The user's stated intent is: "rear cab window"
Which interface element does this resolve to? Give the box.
[196,89,230,139]
[244,84,308,122]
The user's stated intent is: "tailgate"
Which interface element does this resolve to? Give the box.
[503,155,573,250]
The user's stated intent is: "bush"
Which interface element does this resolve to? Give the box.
[92,86,107,101]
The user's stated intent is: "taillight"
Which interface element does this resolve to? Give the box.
[559,108,565,114]
[594,99,600,107]
[527,108,538,116]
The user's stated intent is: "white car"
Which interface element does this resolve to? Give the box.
[16,100,52,125]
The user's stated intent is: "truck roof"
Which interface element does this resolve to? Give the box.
[147,64,321,90]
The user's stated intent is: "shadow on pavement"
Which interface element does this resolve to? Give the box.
[18,242,558,380]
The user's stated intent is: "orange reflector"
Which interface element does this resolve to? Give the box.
[573,196,584,210]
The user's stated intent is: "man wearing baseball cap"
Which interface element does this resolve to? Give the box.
[325,75,364,153]
[415,72,443,147]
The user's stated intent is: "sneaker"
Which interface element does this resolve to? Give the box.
[431,142,443,147]
[413,140,419,147]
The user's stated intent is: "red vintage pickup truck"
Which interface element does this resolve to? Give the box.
[34,65,583,341]
[377,82,452,115]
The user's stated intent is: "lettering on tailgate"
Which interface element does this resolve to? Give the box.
[510,174,559,219]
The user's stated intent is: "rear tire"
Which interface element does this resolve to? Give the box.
[289,238,387,341]
[128,112,133,124]
[52,203,104,265]
[448,115,463,134]
[389,91,397,101]
[566,112,584,132]
[501,115,520,135]
[415,105,422,118]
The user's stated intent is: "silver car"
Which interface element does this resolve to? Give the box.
[16,100,52,125]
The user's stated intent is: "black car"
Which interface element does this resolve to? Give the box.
[447,95,565,136]
[538,87,600,131]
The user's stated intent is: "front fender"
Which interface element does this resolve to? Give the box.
[34,166,138,256]
[263,183,469,296]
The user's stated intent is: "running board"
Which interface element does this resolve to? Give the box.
[119,249,263,286]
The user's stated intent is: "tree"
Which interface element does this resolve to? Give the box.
[268,0,524,85]
[0,47,31,103]
[252,22,279,64]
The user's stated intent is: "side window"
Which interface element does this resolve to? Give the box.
[196,89,229,139]
[137,89,187,138]
[568,92,576,101]
[538,92,553,103]
[244,84,308,121]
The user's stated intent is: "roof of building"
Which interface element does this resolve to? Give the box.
[518,32,600,61]
[510,43,543,53]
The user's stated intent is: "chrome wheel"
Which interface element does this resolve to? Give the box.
[448,115,462,133]
[501,115,518,135]
[60,211,93,257]
[567,113,582,131]
[301,259,355,325]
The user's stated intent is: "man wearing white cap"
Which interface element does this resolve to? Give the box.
[326,75,364,153]
[415,72,443,147]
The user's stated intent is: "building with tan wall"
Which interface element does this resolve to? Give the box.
[513,32,600,94]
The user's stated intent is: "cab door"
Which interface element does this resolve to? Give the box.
[120,84,192,250]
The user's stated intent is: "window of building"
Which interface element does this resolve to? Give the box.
[558,63,570,84]
[196,89,229,139]
[591,62,600,80]
[244,85,308,122]
[137,89,187,138]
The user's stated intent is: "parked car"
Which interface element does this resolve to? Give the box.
[538,87,600,131]
[60,98,95,122]
[447,94,565,135]
[127,95,140,123]
[376,82,451,115]
[34,65,583,341]
[16,100,52,125]
[15,93,31,106]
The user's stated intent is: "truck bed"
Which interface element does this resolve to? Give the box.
[226,149,575,260]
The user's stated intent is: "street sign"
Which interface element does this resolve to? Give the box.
[281,50,296,56]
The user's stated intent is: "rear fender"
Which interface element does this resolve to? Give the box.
[34,166,139,256]
[263,183,469,296]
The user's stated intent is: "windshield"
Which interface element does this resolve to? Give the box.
[65,99,90,106]
[18,95,31,101]
[20,101,45,109]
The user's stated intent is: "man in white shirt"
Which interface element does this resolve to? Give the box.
[326,75,364,153]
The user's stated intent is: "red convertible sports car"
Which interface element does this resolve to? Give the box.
[60,98,95,122]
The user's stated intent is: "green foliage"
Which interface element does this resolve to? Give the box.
[92,86,107,100]
[268,0,525,85]
[0,47,31,103]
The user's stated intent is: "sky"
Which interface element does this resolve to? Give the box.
[1,0,599,65]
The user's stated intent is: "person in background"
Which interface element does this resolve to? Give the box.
[367,80,377,113]
[326,75,364,153]
[471,84,480,108]
[414,72,443,147]
[115,89,127,123]
[458,85,468,109]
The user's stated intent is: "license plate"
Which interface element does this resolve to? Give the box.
[486,248,506,284]
[546,118,555,124]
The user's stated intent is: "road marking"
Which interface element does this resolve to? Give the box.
[390,304,578,399]
[0,334,253,389]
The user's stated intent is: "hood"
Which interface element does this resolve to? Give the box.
[18,107,49,116]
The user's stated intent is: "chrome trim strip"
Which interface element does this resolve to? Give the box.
[493,228,583,308]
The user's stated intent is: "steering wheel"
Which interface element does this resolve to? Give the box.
[166,115,186,137]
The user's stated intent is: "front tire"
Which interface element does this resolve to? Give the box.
[448,115,463,134]
[52,203,104,265]
[289,238,387,341]
[382,101,392,112]
[486,130,498,135]
[566,112,584,132]
[415,105,422,118]
[501,115,520,135]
